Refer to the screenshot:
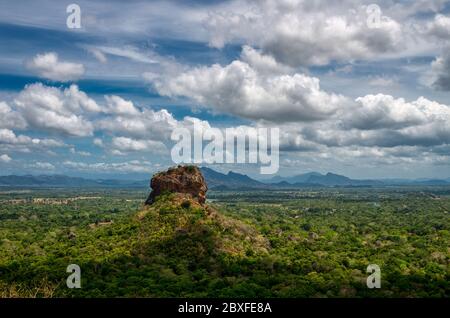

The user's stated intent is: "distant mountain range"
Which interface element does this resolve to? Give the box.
[0,174,148,188]
[1,168,450,189]
[263,171,450,187]
[265,172,384,187]
[200,167,269,190]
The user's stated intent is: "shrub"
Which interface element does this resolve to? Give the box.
[181,200,191,209]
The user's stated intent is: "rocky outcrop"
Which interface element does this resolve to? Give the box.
[145,165,208,205]
[139,165,270,257]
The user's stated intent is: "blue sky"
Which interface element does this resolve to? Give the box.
[1,0,450,179]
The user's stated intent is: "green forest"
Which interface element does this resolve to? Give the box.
[0,187,449,297]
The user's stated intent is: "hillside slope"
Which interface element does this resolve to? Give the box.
[0,193,270,297]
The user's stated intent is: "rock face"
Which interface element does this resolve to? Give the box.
[145,165,208,205]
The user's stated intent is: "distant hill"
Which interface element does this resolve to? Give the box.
[1,169,449,189]
[200,167,268,190]
[265,172,322,184]
[201,169,450,188]
[306,172,384,186]
[0,169,268,190]
[0,174,148,188]
[266,171,450,187]
[268,172,383,186]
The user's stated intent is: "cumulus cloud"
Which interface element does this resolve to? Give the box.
[111,136,166,153]
[205,1,405,66]
[300,95,450,149]
[0,154,12,163]
[2,1,450,177]
[244,91,450,158]
[426,14,450,40]
[63,160,154,173]
[0,102,27,130]
[152,49,347,122]
[26,161,55,170]
[104,95,140,116]
[430,51,450,91]
[70,148,91,157]
[147,44,450,155]
[65,84,102,113]
[0,128,66,153]
[93,138,104,147]
[303,123,450,149]
[26,52,85,82]
[14,83,99,137]
[3,83,209,158]
[98,107,178,139]
[240,45,292,75]
[344,94,430,130]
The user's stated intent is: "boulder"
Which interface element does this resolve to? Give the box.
[145,165,208,205]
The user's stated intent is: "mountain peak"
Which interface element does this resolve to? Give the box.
[200,167,266,189]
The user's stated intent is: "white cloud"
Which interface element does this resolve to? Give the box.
[26,52,85,82]
[26,161,55,170]
[426,14,450,40]
[367,76,398,87]
[63,160,154,173]
[152,52,347,122]
[98,107,178,139]
[104,95,140,116]
[245,90,450,157]
[0,154,12,163]
[240,45,292,75]
[2,1,450,178]
[93,138,104,147]
[70,147,91,156]
[0,128,66,153]
[14,83,98,137]
[146,43,450,155]
[344,94,429,130]
[205,1,405,66]
[88,48,108,63]
[65,84,102,113]
[0,102,27,130]
[111,136,166,153]
[91,46,158,64]
[430,51,450,91]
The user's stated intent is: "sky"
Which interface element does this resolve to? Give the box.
[1,0,450,180]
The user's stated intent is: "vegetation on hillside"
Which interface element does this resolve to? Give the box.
[0,187,448,297]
